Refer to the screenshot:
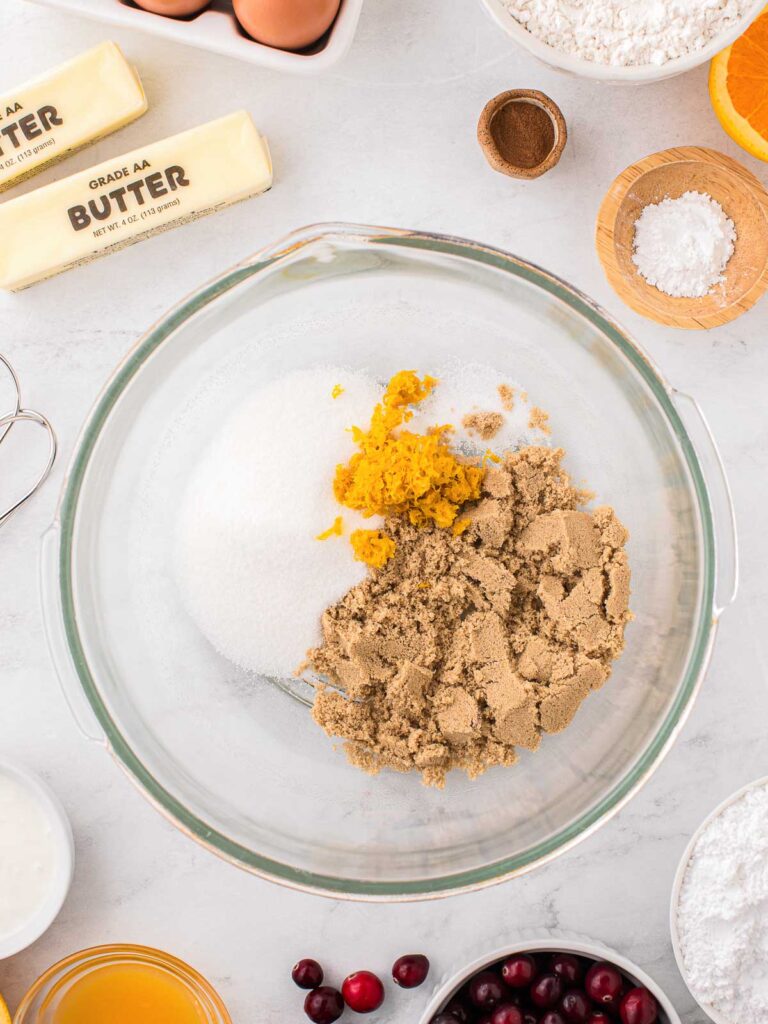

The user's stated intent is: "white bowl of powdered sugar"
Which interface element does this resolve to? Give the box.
[671,775,768,1024]
[480,0,766,83]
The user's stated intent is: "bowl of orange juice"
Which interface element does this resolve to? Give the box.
[13,945,231,1024]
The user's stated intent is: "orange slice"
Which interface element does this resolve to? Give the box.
[710,6,768,162]
[0,994,10,1024]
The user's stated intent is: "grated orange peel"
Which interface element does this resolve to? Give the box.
[350,529,397,568]
[334,371,484,542]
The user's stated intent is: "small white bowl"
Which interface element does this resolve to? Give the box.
[670,775,768,1024]
[419,935,682,1024]
[478,0,765,83]
[0,759,74,959]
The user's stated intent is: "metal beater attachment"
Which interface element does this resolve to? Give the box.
[0,353,57,529]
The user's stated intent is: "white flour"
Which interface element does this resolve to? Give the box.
[501,0,748,67]
[676,781,768,1024]
[632,191,736,298]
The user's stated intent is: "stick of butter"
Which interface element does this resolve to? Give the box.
[0,111,273,291]
[0,41,147,192]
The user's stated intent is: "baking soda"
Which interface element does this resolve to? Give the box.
[176,364,548,679]
[632,191,736,298]
[677,781,768,1024]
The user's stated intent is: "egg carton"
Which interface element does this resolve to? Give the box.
[25,0,364,74]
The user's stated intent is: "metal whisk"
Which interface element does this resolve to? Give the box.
[0,353,56,529]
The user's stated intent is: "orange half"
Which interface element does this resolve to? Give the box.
[710,6,768,162]
[0,994,10,1024]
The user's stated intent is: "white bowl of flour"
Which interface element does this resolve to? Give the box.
[479,0,765,83]
[671,776,768,1024]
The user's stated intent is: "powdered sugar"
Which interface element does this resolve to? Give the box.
[632,191,736,298]
[676,780,768,1024]
[501,0,749,67]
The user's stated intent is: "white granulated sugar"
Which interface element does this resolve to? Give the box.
[175,368,382,679]
[411,360,548,457]
[677,781,768,1024]
[632,191,736,298]
[501,0,747,67]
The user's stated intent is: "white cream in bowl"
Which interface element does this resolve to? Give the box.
[0,760,74,958]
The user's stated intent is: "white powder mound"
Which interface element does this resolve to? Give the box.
[632,191,736,298]
[677,782,768,1024]
[410,360,549,456]
[501,0,748,67]
[175,368,382,679]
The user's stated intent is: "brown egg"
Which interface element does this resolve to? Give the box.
[133,0,211,15]
[233,0,342,50]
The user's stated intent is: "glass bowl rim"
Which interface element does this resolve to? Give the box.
[53,223,717,900]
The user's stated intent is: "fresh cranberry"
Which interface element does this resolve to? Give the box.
[540,1013,566,1024]
[293,959,324,990]
[585,964,623,1009]
[560,990,591,1023]
[530,974,563,1009]
[550,955,583,986]
[502,955,537,989]
[341,972,384,1014]
[522,1014,539,1024]
[304,987,344,1024]
[619,988,658,1024]
[491,1004,524,1024]
[469,971,506,1009]
[477,1016,493,1024]
[443,1000,470,1023]
[393,954,430,988]
[587,1014,612,1024]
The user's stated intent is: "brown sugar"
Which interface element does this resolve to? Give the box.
[529,405,551,434]
[462,410,504,440]
[309,446,631,788]
[498,384,515,411]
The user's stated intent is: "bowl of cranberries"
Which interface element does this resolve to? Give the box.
[421,940,680,1024]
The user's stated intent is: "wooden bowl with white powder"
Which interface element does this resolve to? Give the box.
[596,146,768,330]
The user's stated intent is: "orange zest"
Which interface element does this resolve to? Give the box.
[350,529,396,568]
[331,383,345,399]
[334,371,484,552]
[316,516,343,541]
[710,8,768,162]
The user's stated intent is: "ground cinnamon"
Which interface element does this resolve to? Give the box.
[490,100,555,170]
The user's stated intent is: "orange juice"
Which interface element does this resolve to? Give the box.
[14,945,230,1024]
[45,961,209,1024]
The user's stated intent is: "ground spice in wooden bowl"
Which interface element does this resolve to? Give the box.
[478,89,567,180]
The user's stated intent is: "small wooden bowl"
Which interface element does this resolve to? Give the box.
[596,146,768,330]
[478,89,567,180]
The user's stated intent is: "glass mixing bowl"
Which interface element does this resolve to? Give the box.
[41,224,737,900]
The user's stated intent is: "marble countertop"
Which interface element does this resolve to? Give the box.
[1,1,767,1020]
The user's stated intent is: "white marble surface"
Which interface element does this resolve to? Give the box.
[1,1,767,1020]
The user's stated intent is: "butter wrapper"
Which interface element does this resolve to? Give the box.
[0,111,273,291]
[0,41,147,192]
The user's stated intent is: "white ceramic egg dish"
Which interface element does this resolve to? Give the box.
[25,0,364,73]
